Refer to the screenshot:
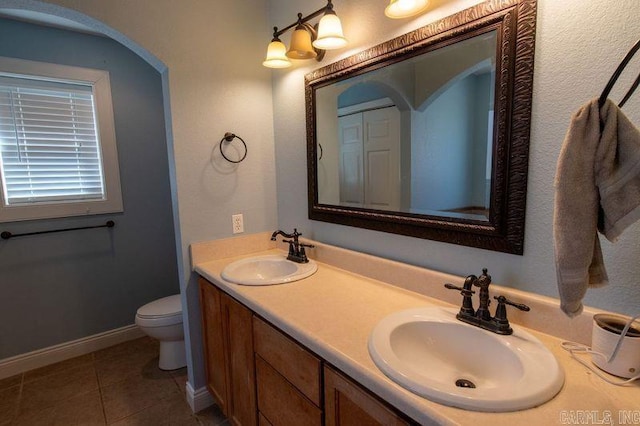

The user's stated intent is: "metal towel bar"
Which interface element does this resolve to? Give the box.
[1,220,115,240]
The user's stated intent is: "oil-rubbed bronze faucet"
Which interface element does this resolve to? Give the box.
[270,228,314,263]
[445,268,530,335]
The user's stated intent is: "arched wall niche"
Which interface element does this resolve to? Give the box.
[0,3,181,279]
[0,0,187,391]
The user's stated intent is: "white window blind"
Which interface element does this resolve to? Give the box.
[0,76,106,206]
[0,56,122,223]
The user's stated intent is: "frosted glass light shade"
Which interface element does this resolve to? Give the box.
[313,13,347,50]
[287,27,317,59]
[263,40,292,68]
[385,0,429,19]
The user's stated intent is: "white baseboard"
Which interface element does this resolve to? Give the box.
[186,381,214,413]
[0,324,145,380]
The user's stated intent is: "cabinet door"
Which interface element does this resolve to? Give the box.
[198,278,229,414]
[324,366,410,426]
[199,278,257,426]
[223,293,257,426]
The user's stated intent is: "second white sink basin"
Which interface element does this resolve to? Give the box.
[369,306,564,412]
[221,254,317,285]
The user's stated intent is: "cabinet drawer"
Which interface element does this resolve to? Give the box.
[325,366,411,426]
[256,356,322,426]
[253,316,322,405]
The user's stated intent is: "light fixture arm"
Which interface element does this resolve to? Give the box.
[270,27,280,41]
[263,0,344,68]
[273,1,334,38]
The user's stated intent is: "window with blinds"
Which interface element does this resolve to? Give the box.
[0,57,122,222]
[0,78,105,205]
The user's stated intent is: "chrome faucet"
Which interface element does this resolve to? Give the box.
[270,228,314,263]
[445,268,530,335]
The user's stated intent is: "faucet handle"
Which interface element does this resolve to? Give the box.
[492,295,530,335]
[494,295,530,312]
[445,283,475,317]
[444,283,475,296]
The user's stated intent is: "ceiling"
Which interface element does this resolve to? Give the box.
[0,8,104,36]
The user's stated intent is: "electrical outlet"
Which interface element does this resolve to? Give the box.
[232,214,244,234]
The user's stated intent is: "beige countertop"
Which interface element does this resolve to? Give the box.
[191,233,640,425]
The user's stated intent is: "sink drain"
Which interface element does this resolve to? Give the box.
[455,378,476,389]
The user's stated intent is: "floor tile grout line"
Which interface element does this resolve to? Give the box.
[93,352,109,426]
[106,392,185,425]
[11,372,24,423]
[92,346,164,424]
[7,338,226,426]
[99,367,183,424]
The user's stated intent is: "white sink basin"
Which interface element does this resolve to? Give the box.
[368,306,564,412]
[221,254,317,285]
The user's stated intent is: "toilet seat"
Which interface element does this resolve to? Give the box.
[136,294,182,327]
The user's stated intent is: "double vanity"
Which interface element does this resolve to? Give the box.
[191,232,639,425]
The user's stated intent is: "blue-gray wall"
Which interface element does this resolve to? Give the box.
[0,18,178,359]
[412,76,474,211]
[470,73,491,208]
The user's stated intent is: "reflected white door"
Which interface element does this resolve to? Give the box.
[338,107,400,210]
[338,113,364,206]
[363,108,400,210]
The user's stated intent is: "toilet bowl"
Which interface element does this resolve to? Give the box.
[135,294,186,370]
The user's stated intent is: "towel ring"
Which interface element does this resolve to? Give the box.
[598,39,640,108]
[220,132,247,163]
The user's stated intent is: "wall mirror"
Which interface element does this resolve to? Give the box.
[306,0,537,254]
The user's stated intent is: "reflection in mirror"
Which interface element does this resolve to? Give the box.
[306,0,537,254]
[316,31,497,221]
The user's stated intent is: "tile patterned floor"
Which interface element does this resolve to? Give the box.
[0,337,228,425]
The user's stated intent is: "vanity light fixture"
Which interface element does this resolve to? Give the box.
[263,0,347,69]
[313,6,348,50]
[287,17,318,60]
[385,0,430,19]
[262,34,292,69]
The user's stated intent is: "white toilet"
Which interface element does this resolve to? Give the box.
[135,294,186,370]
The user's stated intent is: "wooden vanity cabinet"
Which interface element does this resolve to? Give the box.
[199,276,415,426]
[198,277,256,426]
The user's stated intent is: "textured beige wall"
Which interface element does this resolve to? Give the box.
[16,0,279,390]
